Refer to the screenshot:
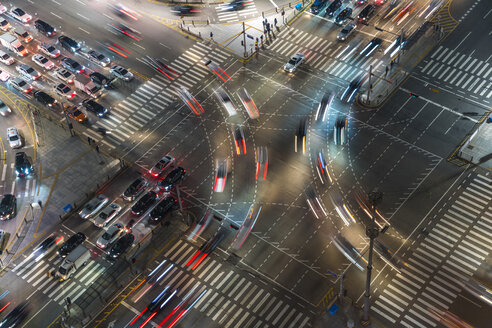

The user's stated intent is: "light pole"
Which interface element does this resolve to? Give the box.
[362,189,383,324]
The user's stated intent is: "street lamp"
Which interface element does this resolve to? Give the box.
[362,189,383,324]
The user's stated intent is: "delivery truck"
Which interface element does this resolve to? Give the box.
[56,245,90,281]
[74,74,102,98]
[0,33,28,56]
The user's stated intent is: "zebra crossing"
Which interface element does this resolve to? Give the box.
[0,162,37,199]
[418,45,492,99]
[215,2,258,23]
[371,173,492,327]
[11,250,107,306]
[84,43,232,149]
[268,27,387,82]
[136,238,314,328]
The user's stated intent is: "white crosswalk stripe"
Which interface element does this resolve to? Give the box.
[419,46,491,98]
[371,173,492,326]
[215,2,258,22]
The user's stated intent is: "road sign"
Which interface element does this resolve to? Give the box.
[247,34,254,40]
[63,204,73,213]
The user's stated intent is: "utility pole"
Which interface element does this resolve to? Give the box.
[242,22,247,58]
[366,65,373,105]
[362,189,383,324]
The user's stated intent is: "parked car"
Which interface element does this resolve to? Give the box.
[79,194,109,219]
[58,232,86,258]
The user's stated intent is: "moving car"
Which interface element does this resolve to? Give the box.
[58,232,86,257]
[337,23,356,41]
[35,19,56,36]
[55,67,74,83]
[238,87,259,119]
[96,223,123,249]
[214,87,237,116]
[233,125,247,155]
[306,186,327,219]
[16,64,41,80]
[170,5,201,16]
[360,37,382,57]
[315,91,335,122]
[87,49,111,66]
[38,42,60,58]
[340,74,364,103]
[64,105,87,123]
[0,100,11,116]
[79,194,109,219]
[186,230,226,269]
[110,65,133,81]
[15,152,33,177]
[32,54,55,70]
[224,0,248,11]
[61,57,84,74]
[149,196,177,223]
[334,117,347,145]
[295,118,308,154]
[7,127,22,149]
[214,159,228,192]
[122,177,147,201]
[335,7,353,25]
[358,4,375,22]
[32,234,63,261]
[34,91,57,108]
[0,194,16,220]
[203,59,230,81]
[83,99,108,117]
[109,23,141,41]
[284,52,305,73]
[149,155,174,177]
[10,77,32,93]
[0,302,29,327]
[58,35,81,52]
[325,0,342,17]
[108,233,134,259]
[10,7,32,23]
[158,167,186,191]
[94,202,122,228]
[131,191,157,216]
[177,85,204,115]
[255,146,268,181]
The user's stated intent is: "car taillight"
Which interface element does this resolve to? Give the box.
[24,88,32,93]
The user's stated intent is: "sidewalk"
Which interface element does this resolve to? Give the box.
[174,1,309,59]
[456,116,492,169]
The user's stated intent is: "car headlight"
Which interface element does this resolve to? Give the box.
[25,168,29,173]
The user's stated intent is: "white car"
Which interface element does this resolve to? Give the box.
[0,18,10,31]
[149,155,175,177]
[87,50,111,67]
[283,52,305,72]
[10,77,32,93]
[38,43,60,58]
[94,202,122,228]
[10,7,32,23]
[0,5,7,14]
[110,65,133,81]
[7,127,22,149]
[54,67,74,84]
[32,54,55,70]
[0,100,11,116]
[0,68,10,82]
[337,23,356,41]
[96,223,123,249]
[214,87,237,116]
[16,64,41,80]
[214,159,228,192]
[54,83,76,99]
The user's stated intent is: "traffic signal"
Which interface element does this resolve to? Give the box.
[409,93,419,98]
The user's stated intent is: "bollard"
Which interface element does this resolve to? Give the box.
[199,31,201,38]
[192,20,195,27]
[262,12,264,18]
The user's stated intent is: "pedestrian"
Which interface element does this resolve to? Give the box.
[95,145,99,153]
[274,18,278,26]
[38,200,43,209]
[87,137,91,145]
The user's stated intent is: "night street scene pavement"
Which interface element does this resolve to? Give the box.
[0,0,490,327]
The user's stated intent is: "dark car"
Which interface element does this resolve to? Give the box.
[335,7,353,25]
[170,5,200,16]
[358,4,375,22]
[326,0,342,17]
[58,35,81,52]
[34,91,57,107]
[108,233,134,259]
[158,167,186,191]
[340,74,365,103]
[35,19,56,36]
[83,99,108,117]
[0,302,29,327]
[150,196,177,223]
[225,0,247,11]
[61,57,84,74]
[15,152,33,177]
[122,177,147,201]
[0,194,16,220]
[295,118,308,154]
[90,72,113,89]
[131,191,157,216]
[58,232,86,258]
